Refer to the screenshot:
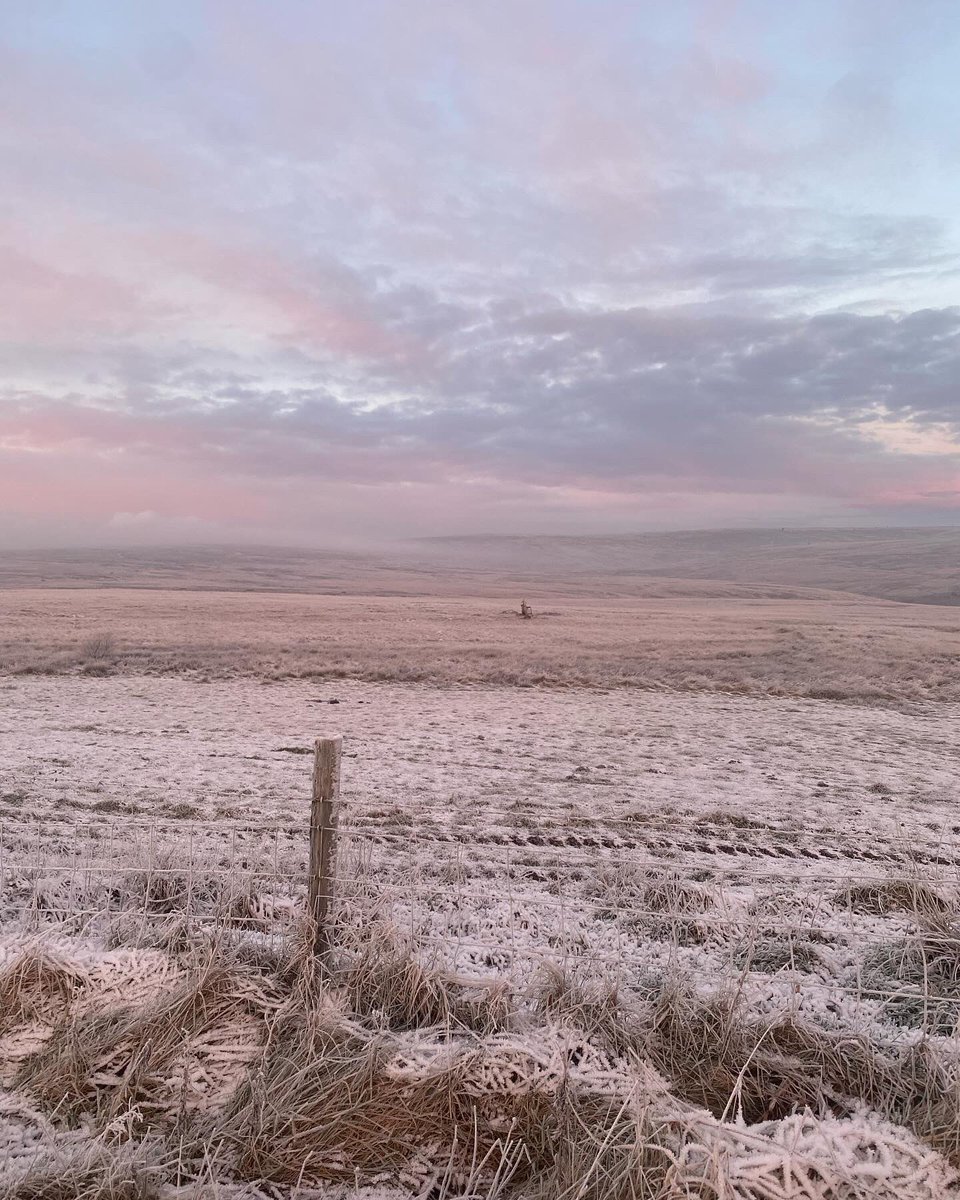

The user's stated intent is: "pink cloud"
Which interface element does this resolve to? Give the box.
[1,3,958,545]
[0,211,411,363]
[134,228,406,360]
[0,245,148,340]
[0,446,268,523]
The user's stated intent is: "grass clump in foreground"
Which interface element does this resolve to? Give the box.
[0,1141,161,1200]
[0,915,958,1200]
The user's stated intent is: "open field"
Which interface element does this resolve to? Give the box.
[2,663,960,1195]
[2,675,958,859]
[2,547,960,1197]
[3,587,960,702]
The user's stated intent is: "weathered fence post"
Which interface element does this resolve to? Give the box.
[309,735,342,963]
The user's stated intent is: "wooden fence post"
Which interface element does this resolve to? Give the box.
[309,735,342,963]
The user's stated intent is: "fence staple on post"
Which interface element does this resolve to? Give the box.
[309,735,342,964]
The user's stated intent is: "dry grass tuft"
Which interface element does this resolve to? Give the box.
[333,918,513,1034]
[15,962,269,1126]
[219,1019,470,1184]
[0,1141,159,1200]
[509,1097,722,1200]
[862,905,960,1035]
[913,911,960,987]
[646,982,960,1169]
[125,869,193,917]
[0,948,82,1036]
[840,879,953,919]
[585,866,713,946]
[531,964,653,1060]
[892,1042,953,1141]
[645,986,827,1123]
[732,932,822,974]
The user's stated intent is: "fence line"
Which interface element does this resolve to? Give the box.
[2,731,958,1016]
[1,814,955,860]
[3,812,956,861]
[2,841,957,887]
[3,786,958,842]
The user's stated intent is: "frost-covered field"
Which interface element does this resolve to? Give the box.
[1,674,958,869]
[3,587,960,701]
[2,666,960,1196]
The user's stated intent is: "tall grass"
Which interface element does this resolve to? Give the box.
[3,878,960,1198]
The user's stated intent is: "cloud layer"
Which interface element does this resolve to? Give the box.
[1,0,959,544]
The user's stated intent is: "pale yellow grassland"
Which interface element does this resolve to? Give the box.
[1,587,958,701]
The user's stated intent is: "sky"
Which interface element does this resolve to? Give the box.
[1,0,959,547]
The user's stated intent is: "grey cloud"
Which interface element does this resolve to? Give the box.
[2,1,960,538]
[9,301,957,506]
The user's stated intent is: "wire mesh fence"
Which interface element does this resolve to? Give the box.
[4,706,960,1200]
[2,727,960,1041]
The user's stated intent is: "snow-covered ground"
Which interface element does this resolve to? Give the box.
[2,675,957,870]
[2,674,958,1015]
[3,675,960,1196]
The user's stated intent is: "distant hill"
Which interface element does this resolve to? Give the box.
[0,527,957,604]
[415,527,960,605]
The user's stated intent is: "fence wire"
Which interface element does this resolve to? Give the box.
[2,791,960,1035]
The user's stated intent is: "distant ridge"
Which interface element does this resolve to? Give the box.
[0,527,957,605]
[415,527,960,605]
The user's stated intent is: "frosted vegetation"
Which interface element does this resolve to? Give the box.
[1,556,960,1195]
[2,589,960,702]
[3,814,960,1198]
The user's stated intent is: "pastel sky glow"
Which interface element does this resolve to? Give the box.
[2,0,959,546]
